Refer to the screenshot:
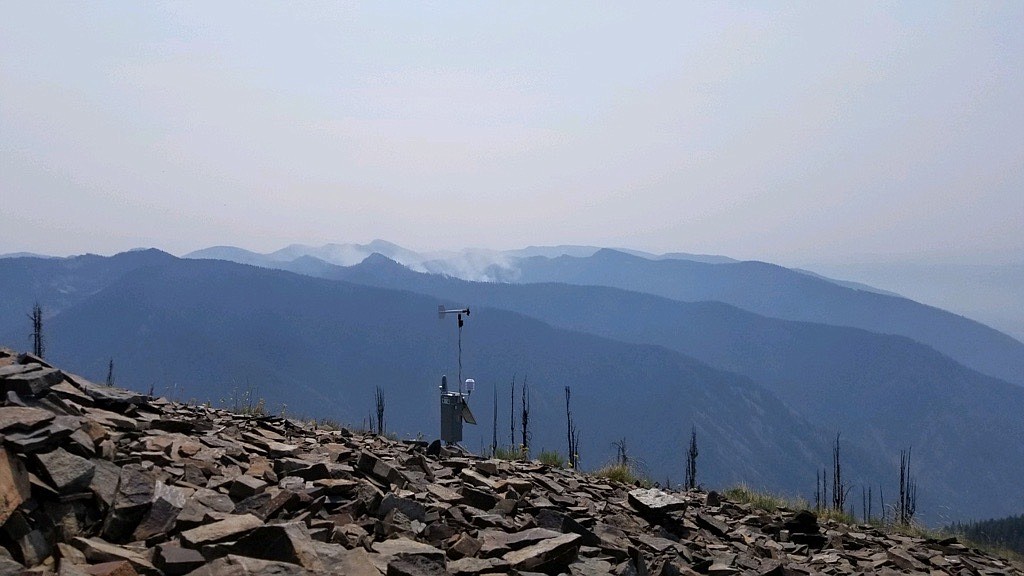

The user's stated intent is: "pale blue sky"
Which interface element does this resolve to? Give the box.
[2,2,1021,264]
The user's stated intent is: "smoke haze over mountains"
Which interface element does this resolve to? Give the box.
[2,3,1022,265]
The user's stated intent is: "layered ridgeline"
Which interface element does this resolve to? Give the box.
[186,243,1024,388]
[2,349,1020,576]
[0,254,869,504]
[276,254,1024,524]
[511,250,1024,389]
[3,251,1024,522]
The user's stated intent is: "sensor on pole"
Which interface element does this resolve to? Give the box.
[438,305,476,444]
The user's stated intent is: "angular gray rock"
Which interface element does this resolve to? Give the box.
[181,554,311,576]
[133,481,189,541]
[386,554,447,576]
[378,493,428,522]
[628,488,687,515]
[0,406,54,432]
[0,447,30,525]
[503,533,583,572]
[34,447,96,493]
[101,464,158,542]
[155,545,206,576]
[0,367,64,396]
[179,514,263,548]
[227,523,323,571]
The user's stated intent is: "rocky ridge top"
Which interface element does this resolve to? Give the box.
[0,348,1019,576]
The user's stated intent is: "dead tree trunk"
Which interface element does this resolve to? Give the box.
[374,386,385,435]
[509,374,516,449]
[520,378,530,457]
[491,384,498,457]
[832,432,850,513]
[685,425,698,490]
[614,437,629,467]
[898,448,917,525]
[565,386,580,469]
[29,302,44,358]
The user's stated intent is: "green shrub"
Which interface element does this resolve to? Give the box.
[725,484,854,524]
[593,464,652,487]
[316,417,342,430]
[538,450,565,468]
[221,385,267,416]
[493,446,519,461]
[724,485,797,512]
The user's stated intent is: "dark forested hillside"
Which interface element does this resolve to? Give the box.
[0,249,177,336]
[952,515,1024,555]
[4,251,1022,522]
[312,254,1024,521]
[0,255,871,501]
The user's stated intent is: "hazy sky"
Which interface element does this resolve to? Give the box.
[2,2,1022,264]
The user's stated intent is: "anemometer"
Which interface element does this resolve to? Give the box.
[438,305,476,443]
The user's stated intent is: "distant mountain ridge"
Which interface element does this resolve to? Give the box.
[0,248,178,323]
[2,251,1023,521]
[512,249,1024,387]
[304,253,1024,521]
[0,254,879,503]
[0,251,55,259]
[184,241,739,281]
[185,242,1024,387]
[808,261,1024,342]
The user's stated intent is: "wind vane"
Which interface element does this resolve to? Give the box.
[438,305,476,444]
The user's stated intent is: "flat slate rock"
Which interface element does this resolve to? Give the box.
[503,533,583,572]
[228,523,323,571]
[310,545,381,576]
[628,488,687,515]
[69,375,148,405]
[181,554,312,576]
[0,406,54,432]
[155,545,206,576]
[80,560,139,576]
[227,475,267,500]
[71,537,158,573]
[180,514,263,547]
[379,493,428,522]
[386,555,447,576]
[373,538,446,561]
[133,481,189,541]
[448,556,510,576]
[34,447,95,493]
[0,368,64,396]
[696,512,730,537]
[0,447,30,525]
[0,363,43,378]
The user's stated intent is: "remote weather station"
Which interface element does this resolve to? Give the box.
[438,305,477,444]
